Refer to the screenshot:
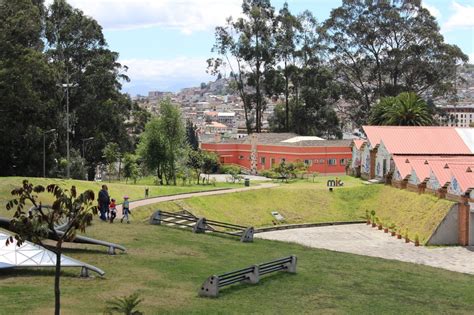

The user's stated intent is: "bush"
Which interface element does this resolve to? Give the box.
[259,170,277,178]
[220,165,240,175]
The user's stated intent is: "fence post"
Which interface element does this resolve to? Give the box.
[149,210,162,225]
[245,265,259,284]
[80,267,89,278]
[285,255,297,273]
[193,217,207,233]
[199,275,219,297]
[240,227,254,242]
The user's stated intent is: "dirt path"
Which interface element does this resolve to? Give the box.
[115,183,279,212]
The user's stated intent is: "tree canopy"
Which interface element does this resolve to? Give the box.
[0,0,133,178]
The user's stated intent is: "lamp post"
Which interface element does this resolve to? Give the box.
[60,78,78,179]
[81,137,94,180]
[43,129,56,178]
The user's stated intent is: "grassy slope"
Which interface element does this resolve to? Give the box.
[0,177,237,217]
[0,222,473,314]
[134,176,454,243]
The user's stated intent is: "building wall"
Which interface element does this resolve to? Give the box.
[374,143,391,179]
[426,170,441,191]
[360,145,371,178]
[201,142,351,174]
[351,146,361,168]
[427,204,460,245]
[438,107,474,127]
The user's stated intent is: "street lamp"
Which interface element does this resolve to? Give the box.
[81,137,94,180]
[59,79,78,179]
[43,129,56,178]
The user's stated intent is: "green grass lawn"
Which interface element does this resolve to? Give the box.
[0,221,473,314]
[134,176,455,243]
[0,177,239,218]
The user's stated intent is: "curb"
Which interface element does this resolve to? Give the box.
[253,221,365,234]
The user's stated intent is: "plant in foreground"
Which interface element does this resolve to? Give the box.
[389,223,396,236]
[6,180,97,315]
[104,293,143,315]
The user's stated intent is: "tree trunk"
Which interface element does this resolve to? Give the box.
[284,59,289,132]
[54,241,63,315]
[118,157,122,181]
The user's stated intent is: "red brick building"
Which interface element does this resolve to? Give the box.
[201,133,352,175]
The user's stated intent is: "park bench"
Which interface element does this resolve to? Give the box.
[149,210,254,242]
[199,255,297,297]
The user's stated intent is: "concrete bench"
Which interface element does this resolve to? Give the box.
[149,210,254,242]
[199,255,297,297]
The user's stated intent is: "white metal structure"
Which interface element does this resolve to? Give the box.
[0,230,104,276]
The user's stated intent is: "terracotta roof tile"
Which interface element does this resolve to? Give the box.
[363,126,473,155]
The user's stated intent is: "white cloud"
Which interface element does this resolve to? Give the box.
[444,1,474,31]
[120,57,214,92]
[45,0,242,33]
[469,53,474,64]
[423,2,442,19]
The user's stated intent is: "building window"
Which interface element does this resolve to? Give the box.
[340,159,347,166]
[239,155,244,160]
[328,159,336,165]
[271,158,276,167]
[304,159,312,166]
[260,157,266,166]
[319,159,325,164]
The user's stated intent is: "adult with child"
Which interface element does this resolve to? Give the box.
[98,184,110,221]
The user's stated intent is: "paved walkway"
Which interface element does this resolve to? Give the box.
[116,183,278,212]
[256,224,474,275]
[204,174,272,182]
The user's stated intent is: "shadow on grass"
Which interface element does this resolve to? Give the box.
[40,244,108,256]
[214,272,296,298]
[0,267,85,279]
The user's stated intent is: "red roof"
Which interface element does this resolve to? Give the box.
[408,159,431,181]
[363,126,473,155]
[392,156,412,179]
[429,161,454,186]
[450,167,474,192]
[392,156,474,185]
[352,139,365,150]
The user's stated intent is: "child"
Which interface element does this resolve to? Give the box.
[109,198,117,223]
[120,195,131,224]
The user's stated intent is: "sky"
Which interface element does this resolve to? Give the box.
[52,0,474,96]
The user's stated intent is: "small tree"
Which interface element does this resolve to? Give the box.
[122,154,139,184]
[103,142,121,181]
[201,151,220,184]
[187,149,204,184]
[6,180,97,315]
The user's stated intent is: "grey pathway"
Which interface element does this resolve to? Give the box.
[256,223,474,275]
[116,182,278,212]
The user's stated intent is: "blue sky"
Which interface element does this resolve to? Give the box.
[57,0,474,95]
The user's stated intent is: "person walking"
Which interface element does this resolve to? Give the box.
[98,184,110,221]
[120,195,131,223]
